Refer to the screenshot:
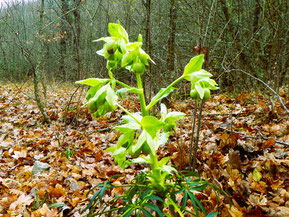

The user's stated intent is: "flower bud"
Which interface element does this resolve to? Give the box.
[132,62,145,74]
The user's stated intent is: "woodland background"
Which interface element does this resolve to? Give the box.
[0,0,289,216]
[0,0,288,91]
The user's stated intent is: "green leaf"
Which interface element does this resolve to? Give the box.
[143,203,163,217]
[159,157,170,167]
[122,207,134,217]
[48,203,65,209]
[105,146,116,152]
[206,212,219,217]
[145,195,164,203]
[108,22,129,43]
[116,131,135,148]
[181,191,188,210]
[142,208,155,217]
[114,123,141,132]
[141,116,164,138]
[99,184,107,200]
[75,78,109,87]
[160,103,168,120]
[199,78,218,90]
[145,132,157,153]
[161,165,177,174]
[157,132,169,148]
[164,112,186,124]
[116,88,143,98]
[166,195,185,217]
[140,48,155,64]
[131,155,150,164]
[195,83,204,99]
[122,113,143,123]
[96,48,106,57]
[121,52,134,68]
[147,87,176,110]
[112,147,127,167]
[183,55,204,76]
[187,191,207,216]
[94,36,115,42]
[253,168,262,182]
[126,42,142,50]
[132,131,146,154]
[105,84,118,109]
[108,23,120,37]
[187,191,199,217]
[184,69,212,82]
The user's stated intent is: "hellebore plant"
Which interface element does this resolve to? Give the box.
[77,22,227,216]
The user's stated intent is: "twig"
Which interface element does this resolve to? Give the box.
[189,101,198,171]
[193,99,204,170]
[219,127,289,146]
[59,86,81,146]
[224,68,289,115]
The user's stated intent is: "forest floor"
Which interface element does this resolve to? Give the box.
[0,83,289,217]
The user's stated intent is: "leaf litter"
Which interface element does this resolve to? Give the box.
[0,83,288,216]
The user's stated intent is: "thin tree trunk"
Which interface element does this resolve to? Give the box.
[59,0,68,79]
[73,0,81,80]
[34,0,50,124]
[168,0,177,74]
[143,0,151,103]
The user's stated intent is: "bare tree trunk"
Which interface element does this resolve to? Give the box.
[168,0,177,74]
[73,0,81,80]
[59,0,68,79]
[35,0,50,124]
[143,0,152,103]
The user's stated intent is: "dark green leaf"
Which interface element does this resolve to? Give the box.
[187,191,207,216]
[143,203,163,217]
[206,212,219,217]
[141,208,155,217]
[145,195,164,203]
[181,191,188,210]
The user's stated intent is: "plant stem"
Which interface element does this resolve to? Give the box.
[116,102,141,125]
[146,75,184,111]
[189,101,198,170]
[192,99,204,170]
[136,73,148,116]
[166,75,184,90]
[115,79,133,89]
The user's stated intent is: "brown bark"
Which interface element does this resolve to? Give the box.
[73,0,81,80]
[168,0,177,73]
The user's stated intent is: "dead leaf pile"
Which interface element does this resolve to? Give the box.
[0,83,288,216]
